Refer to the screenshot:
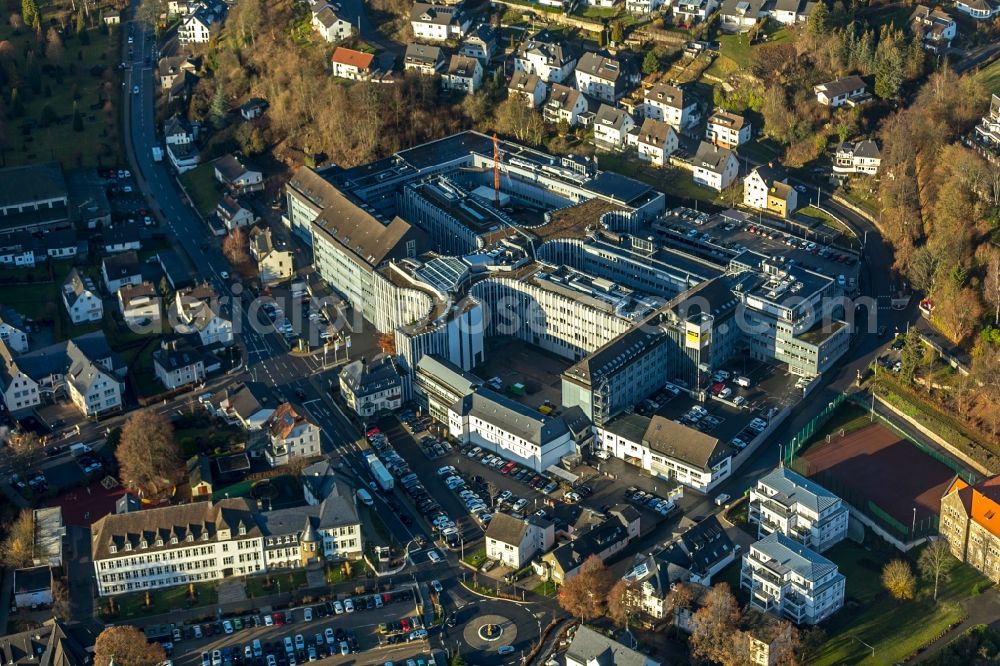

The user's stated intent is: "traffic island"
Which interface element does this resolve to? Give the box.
[463,614,516,652]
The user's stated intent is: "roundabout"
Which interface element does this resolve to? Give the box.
[463,614,517,651]
[442,596,546,664]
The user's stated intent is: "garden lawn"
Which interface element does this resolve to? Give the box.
[0,16,121,168]
[102,581,220,619]
[180,164,225,217]
[462,546,487,569]
[811,540,986,665]
[246,570,308,598]
[978,58,1000,94]
[704,27,789,80]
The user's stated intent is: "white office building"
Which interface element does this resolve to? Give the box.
[448,387,576,472]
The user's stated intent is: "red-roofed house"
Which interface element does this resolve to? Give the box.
[940,474,1000,582]
[331,47,375,81]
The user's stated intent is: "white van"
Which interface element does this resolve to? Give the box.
[356,488,374,507]
[69,442,92,456]
[735,376,751,388]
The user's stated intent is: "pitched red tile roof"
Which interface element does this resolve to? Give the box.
[331,47,374,70]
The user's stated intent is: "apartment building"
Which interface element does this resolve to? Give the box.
[152,339,207,390]
[705,109,752,149]
[485,512,555,568]
[173,284,234,347]
[692,141,739,191]
[575,52,634,104]
[117,282,161,328]
[339,356,406,417]
[749,466,848,553]
[514,30,577,84]
[265,402,322,467]
[940,475,1000,582]
[740,533,845,624]
[542,84,589,126]
[508,71,547,108]
[644,83,698,131]
[0,332,125,416]
[410,2,470,42]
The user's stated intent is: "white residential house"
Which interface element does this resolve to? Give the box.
[174,284,234,347]
[575,52,635,104]
[542,84,589,126]
[508,71,547,108]
[911,6,957,50]
[593,104,635,152]
[956,0,999,19]
[0,332,125,417]
[626,0,667,12]
[458,24,497,64]
[813,75,869,107]
[975,94,1000,156]
[210,383,276,430]
[213,154,264,195]
[514,31,577,84]
[597,415,731,493]
[101,251,143,295]
[163,115,200,173]
[330,46,376,80]
[633,118,678,167]
[623,516,738,620]
[152,339,207,390]
[740,533,846,625]
[442,55,482,94]
[832,139,882,175]
[692,141,739,191]
[706,109,751,148]
[675,0,720,24]
[410,2,471,42]
[485,512,555,568]
[720,0,768,31]
[749,466,849,553]
[63,268,104,324]
[102,224,143,254]
[644,83,698,131]
[117,282,161,328]
[311,3,355,43]
[249,226,294,286]
[265,402,322,467]
[449,387,576,473]
[339,356,405,417]
[0,315,28,354]
[404,43,445,75]
[771,0,814,24]
[178,4,225,45]
[743,163,798,217]
[216,195,256,231]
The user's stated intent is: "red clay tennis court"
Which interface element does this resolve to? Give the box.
[795,423,955,532]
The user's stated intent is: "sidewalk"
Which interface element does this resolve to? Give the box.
[912,589,1000,663]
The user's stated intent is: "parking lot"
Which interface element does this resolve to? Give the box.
[656,207,861,291]
[168,589,428,666]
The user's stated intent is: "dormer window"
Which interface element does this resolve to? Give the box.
[109,544,118,554]
[124,542,132,551]
[186,533,194,542]
[201,532,209,541]
[239,525,246,536]
[140,540,148,549]
[170,536,178,545]
[155,539,163,547]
